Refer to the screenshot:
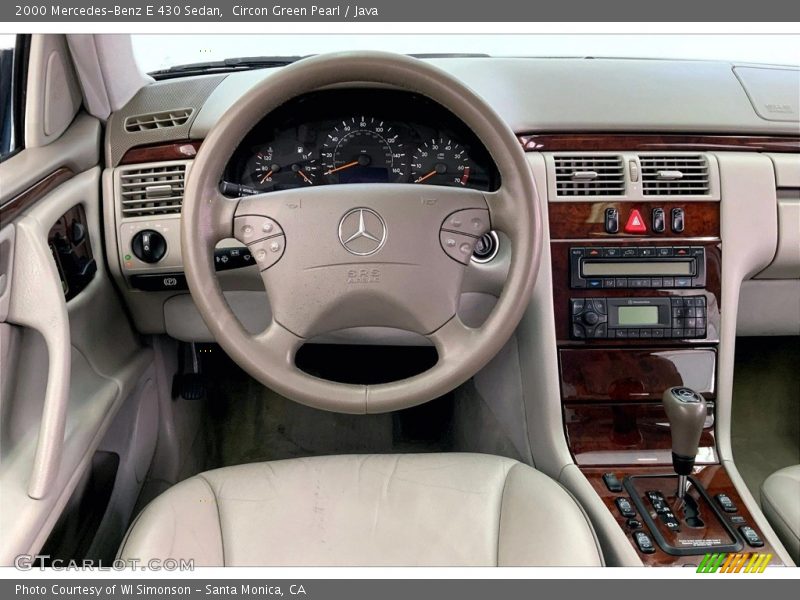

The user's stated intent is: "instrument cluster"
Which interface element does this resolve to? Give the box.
[222,90,499,195]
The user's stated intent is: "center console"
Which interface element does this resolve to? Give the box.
[547,151,785,566]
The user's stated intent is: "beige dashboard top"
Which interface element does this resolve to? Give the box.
[190,58,800,137]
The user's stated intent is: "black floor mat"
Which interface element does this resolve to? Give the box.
[732,336,800,499]
[202,345,455,470]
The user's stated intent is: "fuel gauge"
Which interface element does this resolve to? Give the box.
[251,143,319,189]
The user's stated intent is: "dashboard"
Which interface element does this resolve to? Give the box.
[222,89,500,196]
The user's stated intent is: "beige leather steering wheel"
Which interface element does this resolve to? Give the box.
[182,52,541,414]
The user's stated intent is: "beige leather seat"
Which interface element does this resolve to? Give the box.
[761,465,800,564]
[119,453,603,566]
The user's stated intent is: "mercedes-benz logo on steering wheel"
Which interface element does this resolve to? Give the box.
[338,208,387,256]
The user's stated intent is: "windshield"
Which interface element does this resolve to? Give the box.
[132,34,800,74]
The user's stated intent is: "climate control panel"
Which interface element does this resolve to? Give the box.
[570,246,706,290]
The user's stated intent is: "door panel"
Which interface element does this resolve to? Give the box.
[0,131,153,565]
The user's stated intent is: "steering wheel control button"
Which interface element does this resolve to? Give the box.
[338,207,387,256]
[624,209,648,234]
[441,208,491,237]
[440,231,478,264]
[248,235,286,271]
[235,215,284,245]
[131,229,167,264]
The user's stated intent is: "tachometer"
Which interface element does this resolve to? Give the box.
[251,143,318,190]
[321,117,406,183]
[411,138,471,186]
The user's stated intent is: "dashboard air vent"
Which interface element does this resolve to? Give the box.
[640,155,710,196]
[118,164,186,217]
[124,108,194,132]
[554,155,625,196]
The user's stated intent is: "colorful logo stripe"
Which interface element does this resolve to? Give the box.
[696,552,772,573]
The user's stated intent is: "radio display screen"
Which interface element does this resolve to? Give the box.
[582,261,693,277]
[617,305,660,326]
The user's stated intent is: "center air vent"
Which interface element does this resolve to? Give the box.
[124,109,194,132]
[118,164,186,217]
[554,155,625,196]
[640,155,710,196]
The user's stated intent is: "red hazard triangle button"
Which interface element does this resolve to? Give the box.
[624,209,647,234]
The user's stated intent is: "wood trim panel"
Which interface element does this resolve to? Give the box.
[119,140,202,165]
[560,348,717,404]
[121,134,800,164]
[565,402,717,466]
[0,167,75,226]
[583,465,787,567]
[548,201,720,241]
[519,133,800,153]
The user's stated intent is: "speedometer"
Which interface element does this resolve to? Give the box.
[320,117,406,183]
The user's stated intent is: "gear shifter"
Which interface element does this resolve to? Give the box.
[662,387,707,499]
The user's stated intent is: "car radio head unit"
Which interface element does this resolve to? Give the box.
[571,296,707,339]
[570,246,706,289]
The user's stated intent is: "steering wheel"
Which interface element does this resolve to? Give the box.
[182,52,542,414]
